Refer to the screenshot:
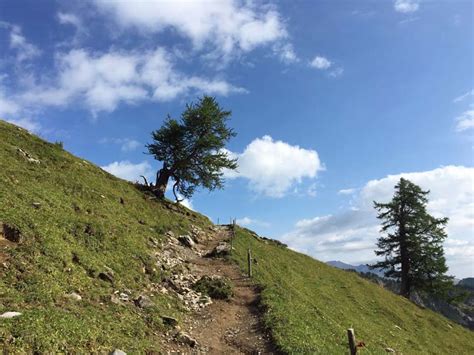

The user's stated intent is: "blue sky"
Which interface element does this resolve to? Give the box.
[1,0,473,278]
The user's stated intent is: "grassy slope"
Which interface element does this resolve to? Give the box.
[0,120,472,353]
[232,229,474,354]
[0,120,211,352]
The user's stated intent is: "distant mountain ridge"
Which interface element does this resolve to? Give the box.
[327,260,386,277]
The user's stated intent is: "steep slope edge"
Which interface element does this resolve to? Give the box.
[231,229,474,354]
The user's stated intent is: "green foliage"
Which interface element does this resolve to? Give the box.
[371,178,453,298]
[193,276,233,300]
[0,120,210,352]
[231,227,474,354]
[147,96,237,200]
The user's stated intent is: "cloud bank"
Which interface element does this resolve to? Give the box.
[282,166,474,278]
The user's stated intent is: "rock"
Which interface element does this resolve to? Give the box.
[0,311,22,319]
[98,267,115,283]
[175,331,198,347]
[65,292,82,301]
[32,202,41,209]
[178,235,195,248]
[206,242,230,257]
[16,147,40,164]
[0,223,22,243]
[161,315,179,327]
[134,295,154,308]
[385,348,396,353]
[110,349,127,355]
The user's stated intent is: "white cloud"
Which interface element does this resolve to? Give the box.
[92,0,289,61]
[237,217,270,228]
[453,90,474,103]
[101,160,153,182]
[8,24,41,62]
[310,56,331,70]
[274,43,299,64]
[455,110,474,132]
[19,47,246,115]
[329,67,344,78]
[179,198,193,210]
[282,166,474,278]
[100,137,141,152]
[5,117,41,133]
[0,91,20,117]
[225,135,324,197]
[394,0,420,13]
[338,188,356,195]
[57,12,82,29]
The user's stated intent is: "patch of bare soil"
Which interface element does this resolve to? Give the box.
[162,228,276,354]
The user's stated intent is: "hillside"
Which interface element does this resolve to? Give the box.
[0,119,473,354]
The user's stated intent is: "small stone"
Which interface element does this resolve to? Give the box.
[0,311,22,319]
[32,202,41,209]
[161,315,179,327]
[385,348,396,353]
[98,271,114,283]
[98,267,115,283]
[206,242,230,257]
[65,292,82,301]
[134,295,154,308]
[176,331,198,347]
[110,349,127,355]
[178,235,195,248]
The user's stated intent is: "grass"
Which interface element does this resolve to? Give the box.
[193,276,233,300]
[1,119,473,353]
[231,227,474,354]
[0,120,211,353]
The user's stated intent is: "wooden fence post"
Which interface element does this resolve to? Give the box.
[230,219,235,254]
[247,248,252,278]
[347,328,357,355]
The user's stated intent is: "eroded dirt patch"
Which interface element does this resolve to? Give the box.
[161,227,276,354]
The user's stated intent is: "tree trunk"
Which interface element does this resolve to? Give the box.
[400,238,410,298]
[155,164,171,199]
[399,204,411,298]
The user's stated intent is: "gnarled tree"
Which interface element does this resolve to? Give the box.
[147,96,237,202]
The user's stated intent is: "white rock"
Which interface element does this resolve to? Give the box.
[66,292,82,301]
[0,311,22,319]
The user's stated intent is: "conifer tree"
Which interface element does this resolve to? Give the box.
[371,178,453,298]
[147,96,237,201]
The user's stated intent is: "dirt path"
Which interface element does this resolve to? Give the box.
[163,227,276,354]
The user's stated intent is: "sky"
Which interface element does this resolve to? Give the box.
[0,0,473,278]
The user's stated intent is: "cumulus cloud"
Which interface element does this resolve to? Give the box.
[225,135,324,197]
[101,160,153,182]
[310,56,331,70]
[19,47,246,115]
[237,217,270,228]
[282,166,474,278]
[455,110,474,132]
[394,0,420,13]
[91,0,289,62]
